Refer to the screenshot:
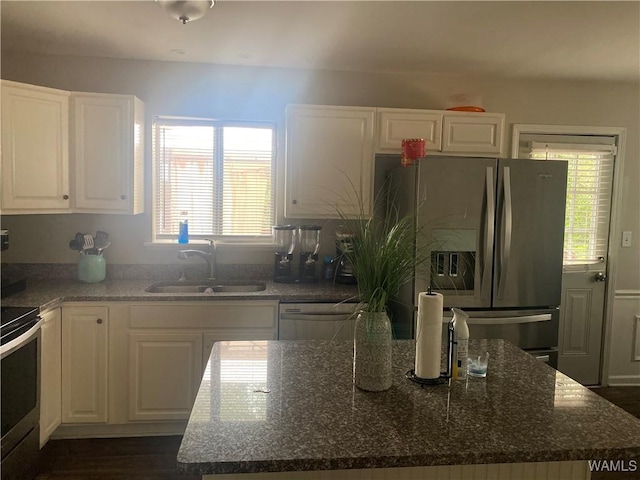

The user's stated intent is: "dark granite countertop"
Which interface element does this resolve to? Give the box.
[1,278,359,312]
[177,339,640,475]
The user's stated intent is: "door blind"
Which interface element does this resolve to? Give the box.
[526,139,616,266]
[153,117,275,240]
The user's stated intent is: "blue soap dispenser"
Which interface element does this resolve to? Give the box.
[178,211,189,244]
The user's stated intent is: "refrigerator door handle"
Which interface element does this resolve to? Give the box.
[481,166,495,302]
[498,166,513,300]
[466,314,552,325]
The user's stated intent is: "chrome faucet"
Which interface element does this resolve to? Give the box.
[177,239,217,280]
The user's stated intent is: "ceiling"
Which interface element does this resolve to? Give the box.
[2,1,639,82]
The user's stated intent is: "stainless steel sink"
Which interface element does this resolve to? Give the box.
[145,281,266,294]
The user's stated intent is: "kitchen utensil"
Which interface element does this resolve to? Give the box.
[96,241,111,254]
[69,239,83,251]
[95,231,109,247]
[82,234,94,250]
[75,232,84,246]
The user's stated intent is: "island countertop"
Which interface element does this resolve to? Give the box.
[177,339,640,476]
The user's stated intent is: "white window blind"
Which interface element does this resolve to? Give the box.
[527,139,616,266]
[153,117,275,240]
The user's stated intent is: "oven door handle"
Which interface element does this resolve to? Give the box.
[1,318,44,359]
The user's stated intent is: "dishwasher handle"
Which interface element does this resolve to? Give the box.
[280,313,355,322]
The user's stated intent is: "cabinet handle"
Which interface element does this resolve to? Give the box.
[121,195,126,200]
[96,318,103,324]
[292,199,297,205]
[63,195,69,200]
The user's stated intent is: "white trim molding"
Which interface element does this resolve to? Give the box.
[635,315,640,362]
[512,124,627,387]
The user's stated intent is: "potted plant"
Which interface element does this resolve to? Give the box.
[336,181,421,392]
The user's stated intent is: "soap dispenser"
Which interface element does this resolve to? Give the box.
[451,307,469,380]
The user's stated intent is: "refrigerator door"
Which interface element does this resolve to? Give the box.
[416,157,497,308]
[493,159,568,308]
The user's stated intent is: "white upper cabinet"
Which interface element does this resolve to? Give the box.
[1,80,71,213]
[375,108,506,157]
[72,93,144,214]
[376,108,443,152]
[442,111,505,156]
[286,105,375,218]
[1,81,144,215]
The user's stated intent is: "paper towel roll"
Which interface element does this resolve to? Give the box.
[415,292,444,379]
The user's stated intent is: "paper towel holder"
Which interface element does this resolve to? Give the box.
[406,319,454,387]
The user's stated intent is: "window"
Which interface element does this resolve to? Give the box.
[153,117,275,241]
[524,136,616,266]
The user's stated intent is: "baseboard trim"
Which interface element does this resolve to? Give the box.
[51,421,187,440]
[607,375,640,386]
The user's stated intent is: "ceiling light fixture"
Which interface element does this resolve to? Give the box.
[156,0,214,25]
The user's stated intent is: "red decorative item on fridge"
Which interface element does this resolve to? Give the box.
[401,138,426,167]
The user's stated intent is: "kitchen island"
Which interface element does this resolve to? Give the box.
[178,339,640,480]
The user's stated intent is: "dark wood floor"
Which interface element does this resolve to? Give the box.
[35,387,640,479]
[36,435,199,480]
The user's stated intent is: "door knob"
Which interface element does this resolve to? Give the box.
[594,272,607,282]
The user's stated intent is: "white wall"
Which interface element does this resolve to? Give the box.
[1,52,639,381]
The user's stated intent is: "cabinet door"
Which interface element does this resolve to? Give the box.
[376,108,442,153]
[442,113,505,156]
[202,330,277,371]
[40,308,62,446]
[61,307,108,424]
[128,332,203,421]
[285,105,375,218]
[1,81,70,212]
[72,93,144,214]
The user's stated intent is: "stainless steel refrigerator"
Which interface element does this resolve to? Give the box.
[388,156,568,367]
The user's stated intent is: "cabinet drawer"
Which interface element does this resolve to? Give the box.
[128,302,278,329]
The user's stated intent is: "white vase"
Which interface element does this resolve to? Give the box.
[353,310,393,392]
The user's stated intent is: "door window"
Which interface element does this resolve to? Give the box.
[519,134,616,269]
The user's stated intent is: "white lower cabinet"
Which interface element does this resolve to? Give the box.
[40,308,62,446]
[128,332,204,421]
[125,301,278,422]
[57,301,278,431]
[61,306,109,424]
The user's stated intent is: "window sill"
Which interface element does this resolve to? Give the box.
[143,240,276,249]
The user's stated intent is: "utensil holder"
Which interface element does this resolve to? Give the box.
[78,254,106,283]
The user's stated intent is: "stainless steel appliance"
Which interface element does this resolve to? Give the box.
[1,306,43,480]
[279,303,357,340]
[273,225,296,283]
[334,231,357,284]
[298,225,321,283]
[389,156,567,367]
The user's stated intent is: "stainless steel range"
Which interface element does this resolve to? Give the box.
[1,306,43,480]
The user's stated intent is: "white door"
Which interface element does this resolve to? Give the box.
[515,130,618,385]
[40,308,62,446]
[128,332,203,421]
[61,306,109,423]
[1,81,71,212]
[285,105,375,218]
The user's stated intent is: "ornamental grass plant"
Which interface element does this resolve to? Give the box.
[336,180,421,315]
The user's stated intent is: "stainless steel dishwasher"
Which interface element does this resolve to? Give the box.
[278,303,358,340]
